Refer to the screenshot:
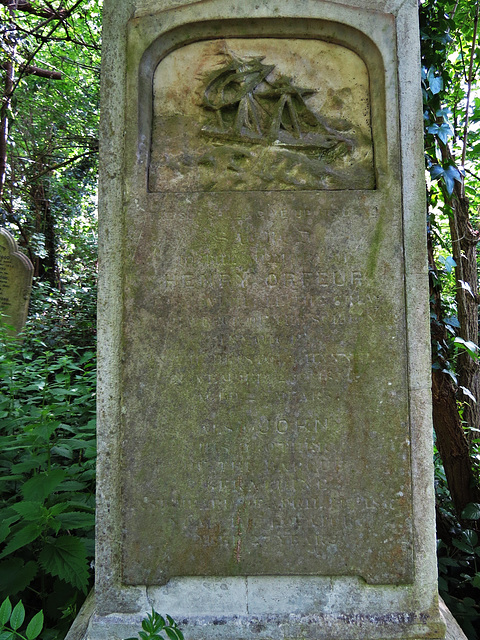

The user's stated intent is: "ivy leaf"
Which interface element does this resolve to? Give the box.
[25,610,43,640]
[443,164,462,194]
[429,164,444,180]
[10,601,25,631]
[427,67,443,94]
[38,536,89,592]
[442,368,458,383]
[459,386,477,403]
[454,337,478,358]
[427,122,453,144]
[444,315,460,328]
[461,503,480,520]
[444,256,456,273]
[430,77,443,94]
[458,280,474,297]
[436,107,451,118]
[437,122,453,144]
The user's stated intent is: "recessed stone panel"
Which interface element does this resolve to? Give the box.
[121,187,413,585]
[149,38,374,192]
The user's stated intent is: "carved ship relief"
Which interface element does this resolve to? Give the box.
[149,43,376,191]
[201,52,354,152]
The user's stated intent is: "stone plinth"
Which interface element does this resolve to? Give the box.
[83,1,446,639]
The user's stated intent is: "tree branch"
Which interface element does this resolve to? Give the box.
[32,150,97,180]
[1,61,61,79]
[464,166,480,182]
[0,0,68,19]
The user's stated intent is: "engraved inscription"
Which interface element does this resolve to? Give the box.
[149,38,375,192]
[122,192,413,585]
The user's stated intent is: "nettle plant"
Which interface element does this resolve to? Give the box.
[0,322,96,638]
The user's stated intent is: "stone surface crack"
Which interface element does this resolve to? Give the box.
[146,586,155,610]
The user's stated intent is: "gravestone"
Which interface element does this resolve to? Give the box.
[83,0,448,638]
[0,228,33,333]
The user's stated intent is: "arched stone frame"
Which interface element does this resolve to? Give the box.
[132,18,388,194]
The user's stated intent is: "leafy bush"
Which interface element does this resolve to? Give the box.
[0,597,44,640]
[28,279,96,350]
[0,320,96,639]
[435,454,480,639]
[125,610,184,640]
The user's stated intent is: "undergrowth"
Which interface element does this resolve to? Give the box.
[0,317,96,640]
[435,452,480,639]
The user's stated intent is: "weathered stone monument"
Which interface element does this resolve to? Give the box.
[83,0,449,638]
[0,228,33,333]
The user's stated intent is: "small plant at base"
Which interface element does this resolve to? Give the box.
[124,610,184,640]
[0,597,43,640]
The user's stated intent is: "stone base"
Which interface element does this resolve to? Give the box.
[439,599,468,640]
[65,579,454,640]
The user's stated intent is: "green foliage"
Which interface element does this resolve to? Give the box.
[420,0,480,636]
[1,0,101,290]
[435,452,480,638]
[0,597,44,640]
[124,610,184,640]
[437,501,480,639]
[0,319,96,639]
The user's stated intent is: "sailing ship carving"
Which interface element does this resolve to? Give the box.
[148,44,375,191]
[200,52,354,152]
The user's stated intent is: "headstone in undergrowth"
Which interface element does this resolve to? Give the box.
[74,1,449,639]
[0,228,33,333]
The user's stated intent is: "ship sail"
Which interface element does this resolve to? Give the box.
[201,52,353,151]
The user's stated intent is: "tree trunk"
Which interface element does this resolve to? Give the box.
[449,189,480,446]
[0,0,15,202]
[428,229,480,516]
[432,369,479,514]
[30,176,59,288]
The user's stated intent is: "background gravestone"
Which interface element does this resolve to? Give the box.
[82,1,447,639]
[0,228,33,333]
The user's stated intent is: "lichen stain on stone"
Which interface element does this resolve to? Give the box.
[120,183,413,584]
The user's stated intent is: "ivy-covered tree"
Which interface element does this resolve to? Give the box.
[420,0,480,635]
